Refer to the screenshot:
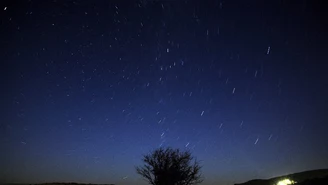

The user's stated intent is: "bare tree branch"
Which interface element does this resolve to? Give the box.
[135,147,204,185]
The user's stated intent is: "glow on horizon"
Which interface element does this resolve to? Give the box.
[277,179,296,185]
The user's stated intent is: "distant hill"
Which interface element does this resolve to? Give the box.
[3,183,115,185]
[235,169,328,185]
[35,184,114,185]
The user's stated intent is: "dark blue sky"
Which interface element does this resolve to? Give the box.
[1,0,328,185]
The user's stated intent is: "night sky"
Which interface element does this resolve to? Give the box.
[1,0,328,185]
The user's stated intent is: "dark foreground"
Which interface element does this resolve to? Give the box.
[3,169,328,185]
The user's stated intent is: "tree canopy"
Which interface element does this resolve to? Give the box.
[136,147,203,185]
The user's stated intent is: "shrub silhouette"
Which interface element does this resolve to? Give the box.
[136,147,203,185]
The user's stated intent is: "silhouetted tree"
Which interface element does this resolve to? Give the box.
[136,147,203,185]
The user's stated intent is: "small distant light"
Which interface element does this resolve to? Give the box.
[4,7,7,11]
